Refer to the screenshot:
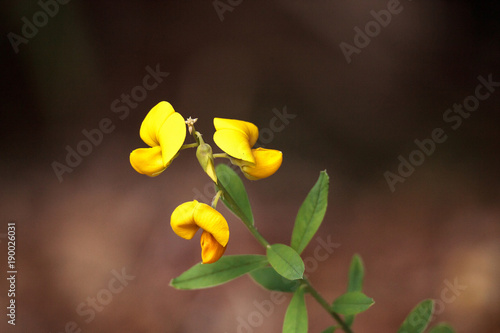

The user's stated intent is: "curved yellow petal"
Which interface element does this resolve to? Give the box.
[129,146,166,177]
[157,112,186,166]
[242,148,283,180]
[200,230,226,264]
[193,203,229,247]
[170,201,200,240]
[213,118,258,163]
[213,118,259,146]
[140,101,176,147]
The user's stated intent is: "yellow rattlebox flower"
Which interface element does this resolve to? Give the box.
[170,200,229,264]
[213,118,283,180]
[130,102,186,176]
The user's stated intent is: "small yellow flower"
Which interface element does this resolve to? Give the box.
[213,118,283,180]
[170,200,229,264]
[130,102,186,176]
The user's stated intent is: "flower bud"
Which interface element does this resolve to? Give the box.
[196,143,217,183]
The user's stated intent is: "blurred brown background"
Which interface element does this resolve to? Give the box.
[1,0,499,332]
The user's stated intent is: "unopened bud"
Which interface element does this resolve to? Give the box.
[196,143,217,183]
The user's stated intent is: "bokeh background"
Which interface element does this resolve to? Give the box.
[1,0,499,332]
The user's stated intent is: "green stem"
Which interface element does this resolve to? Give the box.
[302,278,353,333]
[211,190,223,209]
[180,130,204,150]
[213,153,230,159]
[245,224,270,248]
[180,142,199,150]
[212,153,248,169]
[243,219,352,332]
[194,131,205,145]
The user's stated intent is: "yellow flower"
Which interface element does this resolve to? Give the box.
[213,118,283,180]
[170,200,229,264]
[130,102,186,176]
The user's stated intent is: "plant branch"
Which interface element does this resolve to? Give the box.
[246,224,270,248]
[211,190,223,209]
[180,142,199,150]
[302,277,353,333]
[213,153,230,159]
[243,222,352,332]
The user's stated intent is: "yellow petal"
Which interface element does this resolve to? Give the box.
[170,201,200,240]
[139,101,176,147]
[193,203,229,247]
[200,230,226,264]
[129,146,166,177]
[213,118,259,164]
[242,148,283,180]
[157,112,186,167]
[135,102,186,170]
[213,118,259,146]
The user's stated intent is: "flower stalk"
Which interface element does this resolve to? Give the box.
[180,142,199,150]
[211,190,223,209]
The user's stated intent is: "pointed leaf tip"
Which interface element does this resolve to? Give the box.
[332,291,374,315]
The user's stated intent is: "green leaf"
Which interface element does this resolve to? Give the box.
[320,326,337,333]
[428,323,455,333]
[249,266,301,292]
[215,164,254,226]
[345,316,355,329]
[397,299,434,333]
[345,254,365,327]
[291,171,329,254]
[170,255,267,290]
[283,286,308,333]
[347,254,364,292]
[332,291,374,315]
[267,244,305,280]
